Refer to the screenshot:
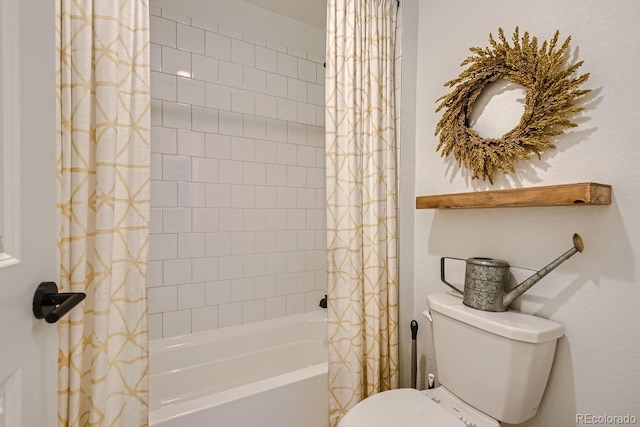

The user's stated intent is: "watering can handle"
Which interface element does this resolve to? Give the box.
[440,257,464,294]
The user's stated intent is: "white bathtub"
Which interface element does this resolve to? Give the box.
[149,310,328,427]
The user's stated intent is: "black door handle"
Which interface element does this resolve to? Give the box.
[33,282,86,323]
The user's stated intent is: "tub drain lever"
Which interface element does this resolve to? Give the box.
[319,294,327,308]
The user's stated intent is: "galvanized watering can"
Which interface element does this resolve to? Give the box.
[441,233,584,312]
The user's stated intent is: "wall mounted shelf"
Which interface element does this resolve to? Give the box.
[416,182,611,209]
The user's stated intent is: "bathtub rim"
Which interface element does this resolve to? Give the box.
[149,309,327,353]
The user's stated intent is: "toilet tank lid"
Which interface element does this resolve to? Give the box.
[425,292,564,344]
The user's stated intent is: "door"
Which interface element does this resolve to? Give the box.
[0,0,57,426]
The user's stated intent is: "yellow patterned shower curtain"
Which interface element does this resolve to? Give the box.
[55,0,151,425]
[325,1,399,425]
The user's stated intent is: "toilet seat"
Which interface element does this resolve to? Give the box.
[338,388,500,427]
[338,388,465,427]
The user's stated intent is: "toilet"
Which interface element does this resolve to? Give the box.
[339,292,563,426]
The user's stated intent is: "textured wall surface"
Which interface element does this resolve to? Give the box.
[147,2,326,339]
[402,1,640,425]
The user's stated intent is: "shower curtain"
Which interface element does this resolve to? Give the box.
[325,0,399,425]
[55,0,151,425]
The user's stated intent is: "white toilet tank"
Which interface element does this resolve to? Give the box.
[426,292,563,425]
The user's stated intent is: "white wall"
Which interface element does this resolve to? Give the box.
[151,0,325,58]
[397,0,419,390]
[146,3,327,339]
[403,0,640,425]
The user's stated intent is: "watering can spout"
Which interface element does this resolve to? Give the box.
[502,233,584,308]
[440,233,584,312]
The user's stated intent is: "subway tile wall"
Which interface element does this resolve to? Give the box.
[148,7,327,339]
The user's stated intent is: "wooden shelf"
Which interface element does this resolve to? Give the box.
[416,182,611,209]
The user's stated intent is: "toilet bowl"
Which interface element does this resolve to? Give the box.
[338,292,563,427]
[338,387,499,427]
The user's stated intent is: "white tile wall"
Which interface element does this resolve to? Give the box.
[178,77,205,106]
[231,39,255,67]
[177,23,205,55]
[178,130,205,157]
[162,101,191,129]
[162,46,191,76]
[206,83,231,110]
[192,55,218,83]
[149,7,326,339]
[150,16,177,48]
[205,32,231,60]
[256,47,277,73]
[244,68,267,94]
[151,72,176,101]
[277,52,297,78]
[219,61,243,88]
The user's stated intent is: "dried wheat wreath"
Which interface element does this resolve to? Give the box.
[434,27,591,184]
